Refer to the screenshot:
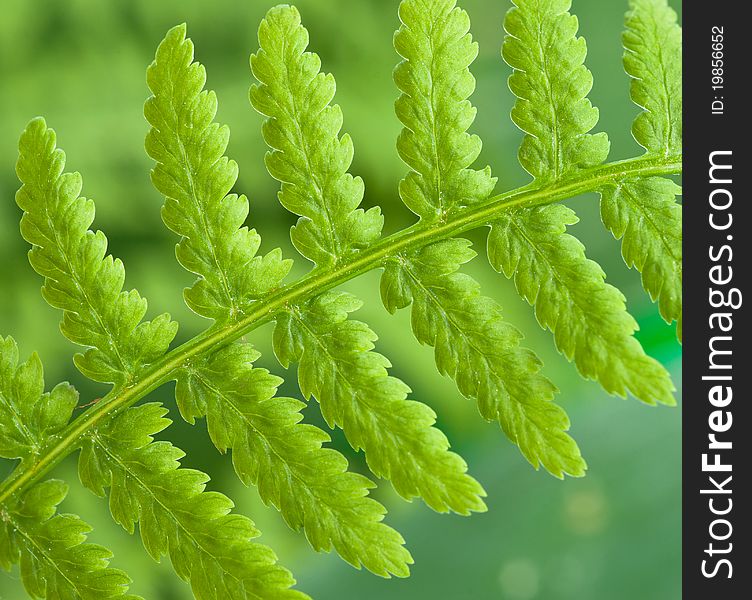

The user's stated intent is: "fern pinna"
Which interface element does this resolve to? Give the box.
[0,0,681,598]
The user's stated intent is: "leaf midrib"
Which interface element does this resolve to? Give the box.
[0,152,681,505]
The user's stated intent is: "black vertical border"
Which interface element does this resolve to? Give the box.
[683,1,749,596]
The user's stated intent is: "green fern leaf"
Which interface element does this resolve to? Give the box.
[393,0,496,219]
[600,178,682,338]
[273,291,487,514]
[0,479,138,600]
[1,2,685,596]
[598,0,682,338]
[503,0,610,181]
[0,338,134,599]
[489,0,674,405]
[623,0,682,156]
[381,239,585,478]
[15,119,178,384]
[77,403,307,600]
[0,336,77,463]
[175,342,412,577]
[145,25,292,322]
[388,0,583,476]
[250,5,383,267]
[488,205,675,405]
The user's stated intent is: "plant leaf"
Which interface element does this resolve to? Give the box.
[388,0,584,477]
[595,0,683,339]
[250,5,383,267]
[145,25,292,322]
[623,0,682,156]
[393,0,496,219]
[77,403,307,600]
[0,336,77,463]
[381,239,585,478]
[600,177,682,338]
[273,291,487,514]
[0,479,138,599]
[175,342,413,578]
[491,0,674,404]
[488,204,675,405]
[502,0,610,181]
[15,119,178,384]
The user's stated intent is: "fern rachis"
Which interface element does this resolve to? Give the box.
[1,0,681,598]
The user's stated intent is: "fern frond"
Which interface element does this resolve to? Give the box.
[274,292,487,514]
[15,119,178,384]
[250,5,383,267]
[623,0,682,156]
[490,0,674,405]
[145,25,292,322]
[78,403,307,600]
[0,336,77,464]
[2,2,684,596]
[381,239,585,478]
[175,343,413,577]
[0,479,138,600]
[598,0,682,338]
[393,0,496,219]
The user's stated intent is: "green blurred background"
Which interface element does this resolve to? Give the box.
[0,0,682,598]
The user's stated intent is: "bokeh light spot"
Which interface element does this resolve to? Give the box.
[498,558,540,600]
[563,484,609,536]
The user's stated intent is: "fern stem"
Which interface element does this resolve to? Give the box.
[0,153,680,504]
